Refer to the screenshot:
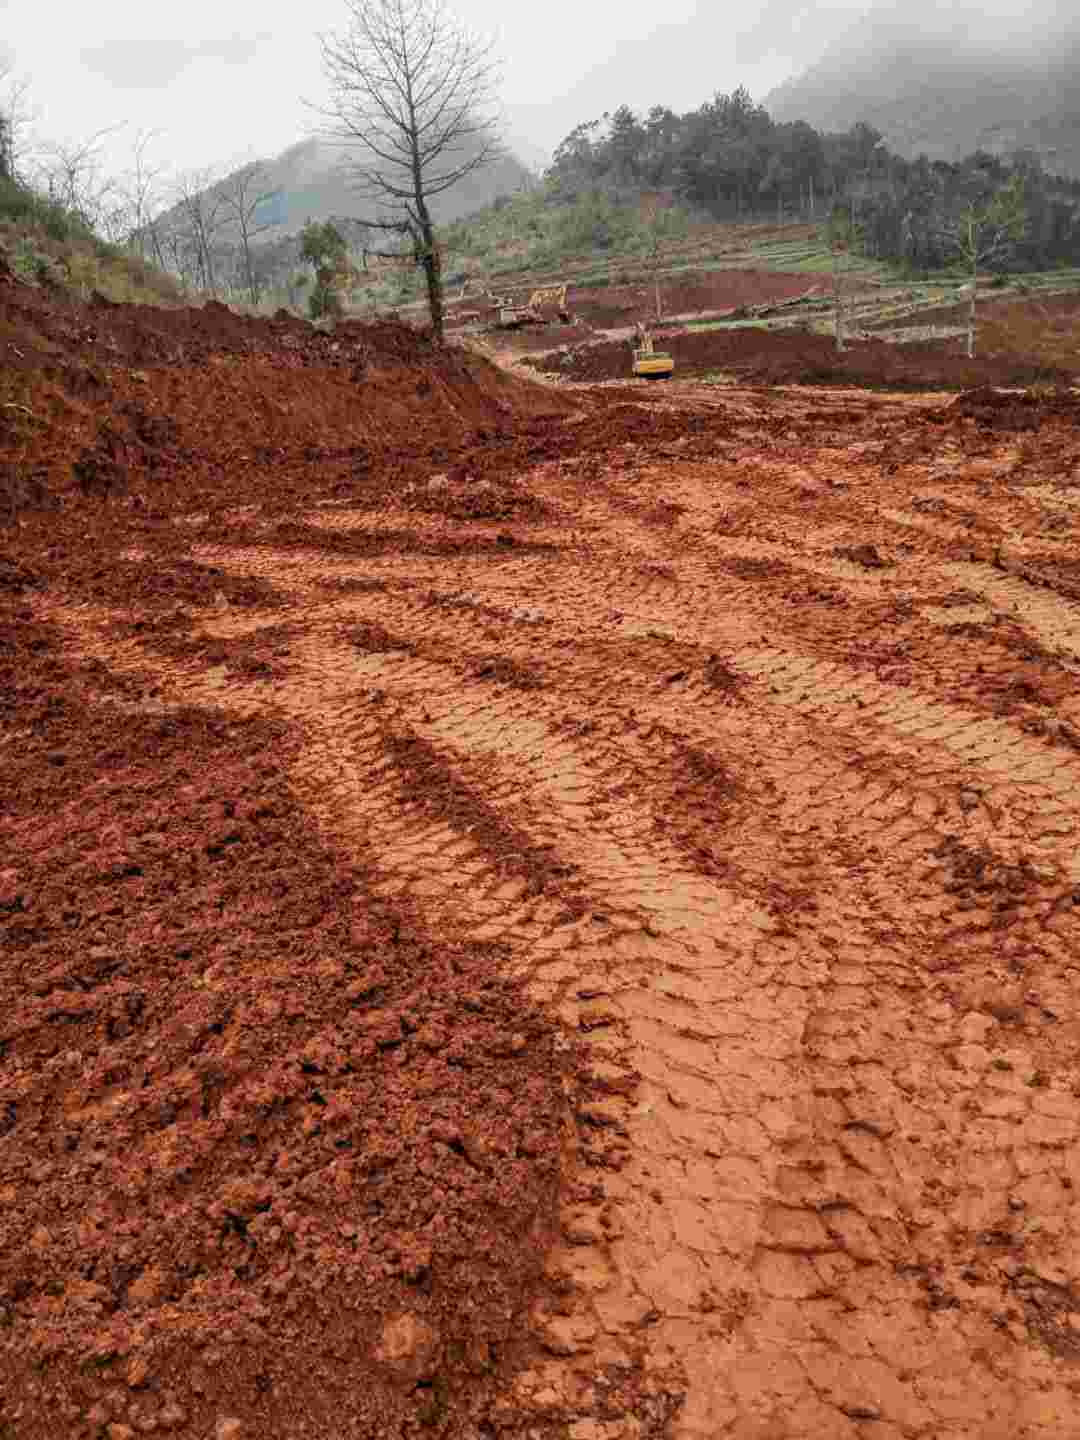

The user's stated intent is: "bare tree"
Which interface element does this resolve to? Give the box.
[173,169,227,296]
[0,64,36,182]
[219,161,281,305]
[163,229,198,293]
[119,129,171,267]
[33,125,124,231]
[0,104,10,182]
[316,0,503,340]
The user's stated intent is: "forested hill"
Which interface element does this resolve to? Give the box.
[540,91,1080,272]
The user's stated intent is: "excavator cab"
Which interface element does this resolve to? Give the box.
[631,327,674,379]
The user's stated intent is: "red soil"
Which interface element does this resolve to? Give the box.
[0,281,591,1439]
[5,263,1080,1440]
[442,268,830,339]
[562,268,830,329]
[523,323,1079,390]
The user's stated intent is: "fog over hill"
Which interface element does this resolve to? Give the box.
[153,134,534,249]
[763,2,1080,176]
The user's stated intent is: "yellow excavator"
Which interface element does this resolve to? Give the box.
[528,283,572,323]
[631,324,674,379]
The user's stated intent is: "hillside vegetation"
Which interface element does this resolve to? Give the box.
[0,173,182,306]
[4,68,1080,332]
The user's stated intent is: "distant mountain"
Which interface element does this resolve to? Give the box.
[766,13,1080,178]
[158,134,534,246]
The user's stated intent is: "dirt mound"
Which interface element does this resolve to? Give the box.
[0,276,571,525]
[487,323,599,354]
[0,275,594,1439]
[949,384,1080,429]
[526,323,1079,390]
[0,282,449,373]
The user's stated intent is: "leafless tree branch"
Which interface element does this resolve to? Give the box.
[173,168,228,297]
[30,124,126,233]
[311,0,503,338]
[0,65,37,181]
[219,161,282,305]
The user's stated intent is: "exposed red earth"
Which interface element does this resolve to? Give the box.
[443,267,833,336]
[3,266,1080,1440]
[552,270,832,331]
[522,324,1079,390]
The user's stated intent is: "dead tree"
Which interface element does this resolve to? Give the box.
[120,129,171,267]
[316,0,502,341]
[219,161,281,305]
[174,169,227,297]
[34,125,124,232]
[638,197,688,323]
[0,65,35,182]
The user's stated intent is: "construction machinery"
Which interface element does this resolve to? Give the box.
[527,283,572,323]
[631,325,674,379]
[482,289,542,330]
[496,304,542,329]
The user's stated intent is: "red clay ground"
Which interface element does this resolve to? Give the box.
[522,324,1079,390]
[4,270,1080,1439]
[443,267,832,336]
[556,270,831,331]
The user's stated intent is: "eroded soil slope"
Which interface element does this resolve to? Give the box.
[4,273,1080,1439]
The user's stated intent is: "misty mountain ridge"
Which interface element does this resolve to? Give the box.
[158,134,533,247]
[766,10,1080,178]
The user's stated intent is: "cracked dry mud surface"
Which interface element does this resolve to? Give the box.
[4,289,1080,1438]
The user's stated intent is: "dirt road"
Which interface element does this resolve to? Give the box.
[4,285,1080,1437]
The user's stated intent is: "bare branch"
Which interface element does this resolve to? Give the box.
[0,67,38,181]
[172,168,229,297]
[217,161,282,305]
[117,129,172,261]
[310,0,504,339]
[29,124,127,232]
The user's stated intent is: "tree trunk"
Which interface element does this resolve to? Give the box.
[239,224,257,306]
[968,263,976,359]
[833,248,845,353]
[147,222,166,272]
[419,211,444,342]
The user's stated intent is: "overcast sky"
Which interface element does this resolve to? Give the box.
[2,0,1072,187]
[1,0,863,184]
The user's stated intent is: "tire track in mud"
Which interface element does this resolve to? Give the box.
[178,563,1080,1434]
[194,553,1079,858]
[38,384,1080,1438]
[271,635,823,1436]
[49,586,838,1431]
[312,631,1079,1437]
